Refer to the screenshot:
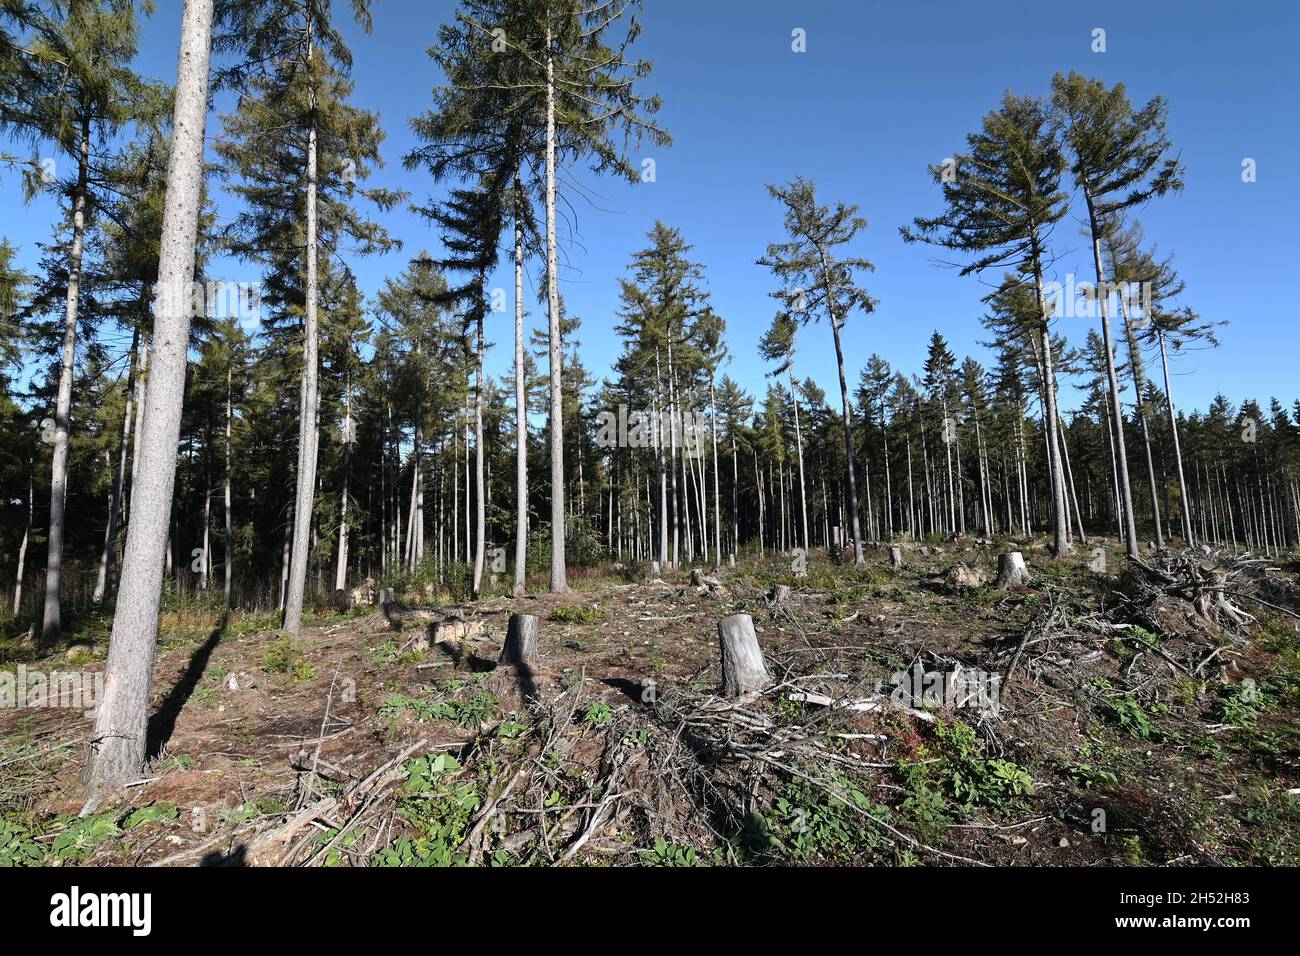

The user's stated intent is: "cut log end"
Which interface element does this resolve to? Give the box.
[888,545,904,569]
[718,613,770,697]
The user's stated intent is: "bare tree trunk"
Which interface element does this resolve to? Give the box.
[1155,327,1195,545]
[41,114,91,644]
[512,177,528,596]
[1032,263,1070,558]
[1085,198,1138,558]
[94,324,140,604]
[12,461,32,618]
[283,23,321,634]
[710,380,722,568]
[789,373,810,551]
[83,0,214,803]
[335,374,352,592]
[543,24,567,591]
[224,365,233,605]
[472,315,486,596]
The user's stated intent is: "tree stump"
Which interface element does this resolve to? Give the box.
[728,553,736,568]
[499,613,539,665]
[378,587,395,608]
[995,551,1030,589]
[888,546,904,569]
[650,560,661,576]
[717,613,770,697]
[768,584,791,605]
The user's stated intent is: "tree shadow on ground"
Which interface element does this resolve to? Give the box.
[146,612,229,760]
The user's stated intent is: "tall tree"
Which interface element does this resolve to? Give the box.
[760,177,876,565]
[84,0,215,805]
[8,0,152,642]
[904,93,1073,557]
[215,0,398,632]
[1051,71,1183,559]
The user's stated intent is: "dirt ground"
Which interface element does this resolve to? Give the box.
[2,539,1298,867]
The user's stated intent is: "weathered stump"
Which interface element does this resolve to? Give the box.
[650,560,661,576]
[768,584,791,605]
[888,545,904,569]
[378,587,395,608]
[995,551,1030,589]
[728,552,736,568]
[499,613,539,665]
[718,613,771,697]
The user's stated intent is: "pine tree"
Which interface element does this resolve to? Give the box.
[904,93,1073,557]
[760,177,876,565]
[1051,71,1183,559]
[214,0,399,632]
[7,0,156,641]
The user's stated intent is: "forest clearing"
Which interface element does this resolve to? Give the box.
[3,539,1298,868]
[0,0,1298,913]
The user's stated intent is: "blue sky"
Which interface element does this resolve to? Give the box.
[4,0,1298,415]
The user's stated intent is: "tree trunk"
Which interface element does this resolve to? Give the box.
[83,0,214,804]
[512,176,528,596]
[41,114,91,644]
[12,462,32,618]
[224,365,233,605]
[335,374,352,592]
[283,25,321,634]
[544,26,567,592]
[94,324,140,604]
[1032,263,1070,558]
[472,315,486,596]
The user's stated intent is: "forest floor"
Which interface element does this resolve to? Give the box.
[2,538,1299,867]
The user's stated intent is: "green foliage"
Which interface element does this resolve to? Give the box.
[262,636,316,683]
[372,754,479,867]
[903,720,1035,815]
[762,772,891,864]
[122,803,179,831]
[49,813,121,862]
[551,604,604,625]
[582,701,614,729]
[1064,762,1119,789]
[1215,680,1274,728]
[1105,694,1156,739]
[0,819,45,867]
[640,837,700,867]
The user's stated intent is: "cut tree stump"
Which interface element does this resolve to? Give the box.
[889,546,904,569]
[767,584,791,606]
[728,553,736,568]
[378,587,395,608]
[650,561,661,576]
[718,613,771,697]
[995,551,1030,589]
[499,613,539,665]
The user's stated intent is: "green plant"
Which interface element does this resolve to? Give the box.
[372,754,480,867]
[262,636,315,682]
[1064,762,1119,789]
[49,813,121,862]
[1105,694,1156,739]
[122,804,179,831]
[583,701,614,729]
[1216,680,1273,727]
[0,819,46,867]
[551,604,603,625]
[904,720,1035,814]
[764,772,891,864]
[640,837,700,867]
